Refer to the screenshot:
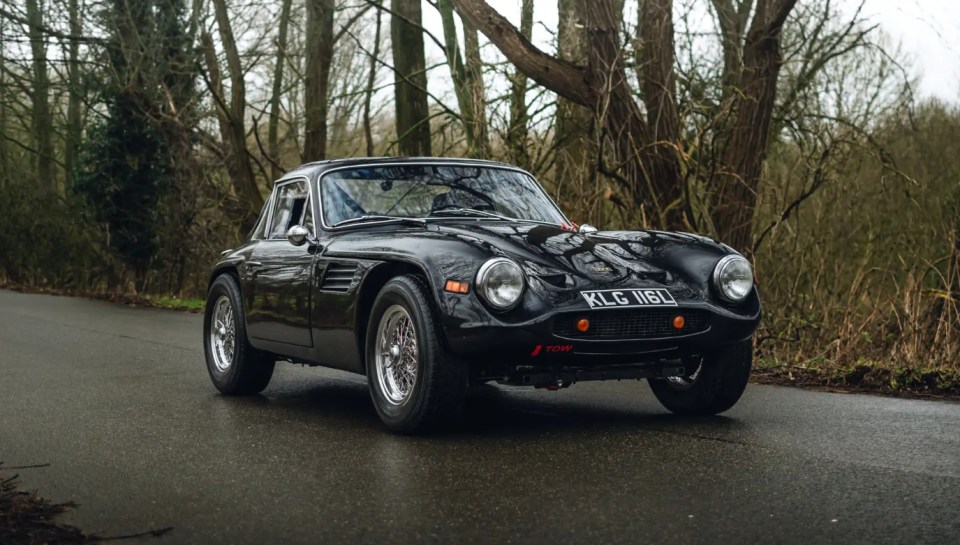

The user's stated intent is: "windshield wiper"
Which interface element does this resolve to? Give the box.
[332,215,426,228]
[429,208,513,221]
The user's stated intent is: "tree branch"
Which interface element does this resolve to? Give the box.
[450,0,592,106]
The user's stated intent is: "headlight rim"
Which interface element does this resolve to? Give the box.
[476,257,525,311]
[712,254,753,303]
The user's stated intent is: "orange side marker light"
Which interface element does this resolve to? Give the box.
[673,315,685,329]
[444,280,470,294]
[577,318,590,332]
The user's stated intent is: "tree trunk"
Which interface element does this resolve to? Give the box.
[438,0,489,157]
[304,0,334,161]
[205,0,264,229]
[268,0,293,178]
[636,0,683,224]
[0,15,7,179]
[364,0,384,156]
[712,0,796,254]
[64,0,82,182]
[710,0,754,101]
[505,0,533,168]
[452,0,684,229]
[391,0,432,156]
[580,0,684,228]
[25,0,54,190]
[554,0,593,191]
[462,21,490,157]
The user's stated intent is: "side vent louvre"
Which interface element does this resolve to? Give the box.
[320,262,357,292]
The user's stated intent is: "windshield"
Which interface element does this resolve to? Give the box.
[320,165,567,227]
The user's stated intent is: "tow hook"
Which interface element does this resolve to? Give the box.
[536,379,568,391]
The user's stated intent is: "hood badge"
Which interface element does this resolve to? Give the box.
[591,263,614,273]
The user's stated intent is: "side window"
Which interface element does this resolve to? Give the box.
[268,181,310,238]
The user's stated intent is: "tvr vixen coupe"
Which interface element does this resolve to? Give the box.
[204,158,760,432]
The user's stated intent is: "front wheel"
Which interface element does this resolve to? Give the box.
[366,275,467,433]
[204,274,275,395]
[648,340,752,415]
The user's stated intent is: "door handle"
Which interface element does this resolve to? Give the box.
[246,261,262,269]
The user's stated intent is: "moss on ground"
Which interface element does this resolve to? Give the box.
[753,358,960,398]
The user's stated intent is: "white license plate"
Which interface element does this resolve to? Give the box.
[580,288,677,309]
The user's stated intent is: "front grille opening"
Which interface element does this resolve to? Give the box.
[553,309,709,340]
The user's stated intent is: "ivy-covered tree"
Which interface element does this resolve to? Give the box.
[73,0,197,291]
[74,95,170,290]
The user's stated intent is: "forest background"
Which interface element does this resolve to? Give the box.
[1,0,959,394]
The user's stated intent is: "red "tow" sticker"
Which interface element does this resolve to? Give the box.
[531,344,573,357]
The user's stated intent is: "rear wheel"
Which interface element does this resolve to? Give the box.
[204,274,275,395]
[648,340,752,415]
[366,275,467,433]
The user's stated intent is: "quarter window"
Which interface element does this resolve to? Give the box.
[268,181,310,238]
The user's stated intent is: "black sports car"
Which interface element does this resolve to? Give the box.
[204,157,760,432]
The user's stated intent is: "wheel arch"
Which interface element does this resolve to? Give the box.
[208,263,241,292]
[354,260,437,374]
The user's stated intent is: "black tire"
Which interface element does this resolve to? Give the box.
[365,275,467,433]
[203,274,275,395]
[648,340,752,415]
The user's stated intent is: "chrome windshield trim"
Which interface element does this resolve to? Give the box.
[314,161,570,231]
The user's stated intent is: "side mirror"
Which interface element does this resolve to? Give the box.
[286,225,310,246]
[578,224,598,233]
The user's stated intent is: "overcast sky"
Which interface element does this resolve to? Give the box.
[856,0,960,100]
[424,0,960,103]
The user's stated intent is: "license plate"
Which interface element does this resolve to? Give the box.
[580,288,677,309]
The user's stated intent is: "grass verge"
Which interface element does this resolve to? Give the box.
[0,281,204,314]
[753,358,960,399]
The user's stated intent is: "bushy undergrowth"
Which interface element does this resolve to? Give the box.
[754,102,960,380]
[0,182,114,291]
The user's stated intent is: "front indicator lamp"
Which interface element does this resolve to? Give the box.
[444,280,469,294]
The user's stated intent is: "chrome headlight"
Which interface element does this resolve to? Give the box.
[713,254,753,303]
[476,257,525,310]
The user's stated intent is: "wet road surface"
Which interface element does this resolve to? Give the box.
[1,289,958,544]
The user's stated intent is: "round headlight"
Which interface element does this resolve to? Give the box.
[713,254,753,303]
[476,257,525,310]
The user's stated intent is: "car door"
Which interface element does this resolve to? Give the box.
[245,179,316,347]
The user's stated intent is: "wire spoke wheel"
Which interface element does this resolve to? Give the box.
[374,305,419,405]
[209,295,236,372]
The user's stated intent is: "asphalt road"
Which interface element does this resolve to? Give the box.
[1,289,959,544]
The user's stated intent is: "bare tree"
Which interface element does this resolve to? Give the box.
[304,0,335,161]
[391,0,432,156]
[363,0,384,156]
[452,0,799,252]
[268,0,294,177]
[438,0,490,157]
[554,0,594,193]
[504,0,533,168]
[64,0,82,181]
[203,0,264,229]
[25,0,54,188]
[0,14,8,178]
[709,0,799,252]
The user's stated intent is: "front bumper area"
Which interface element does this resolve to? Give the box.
[443,297,760,385]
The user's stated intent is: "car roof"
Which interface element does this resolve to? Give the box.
[275,156,521,185]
